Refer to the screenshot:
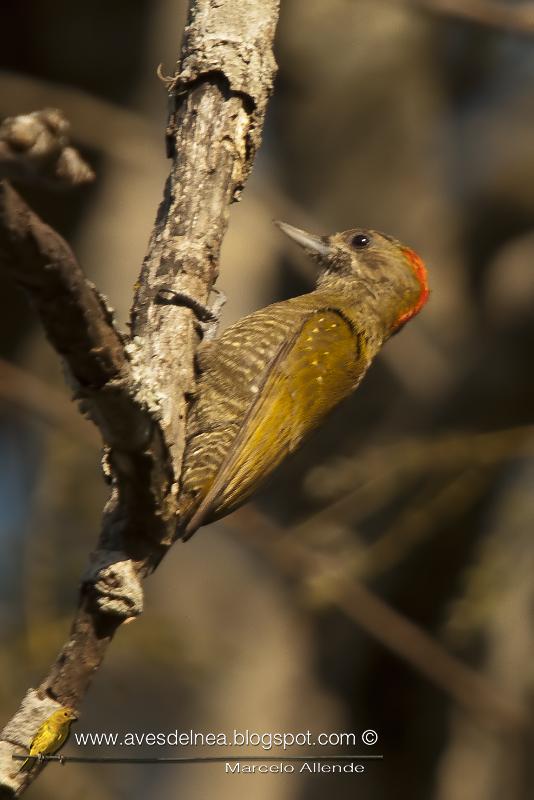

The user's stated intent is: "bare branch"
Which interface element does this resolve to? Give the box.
[132,0,279,480]
[0,181,162,474]
[0,181,125,392]
[0,109,94,186]
[0,1,279,795]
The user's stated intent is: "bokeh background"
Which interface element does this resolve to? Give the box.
[2,1,534,798]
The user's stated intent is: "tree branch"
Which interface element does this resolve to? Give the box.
[0,181,125,397]
[0,180,172,544]
[132,0,278,479]
[0,1,279,796]
[0,109,94,186]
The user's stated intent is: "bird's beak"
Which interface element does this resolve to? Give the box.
[274,221,332,258]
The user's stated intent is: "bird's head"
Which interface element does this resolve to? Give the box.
[55,707,78,723]
[276,221,429,333]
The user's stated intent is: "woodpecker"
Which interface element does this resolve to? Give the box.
[178,221,429,539]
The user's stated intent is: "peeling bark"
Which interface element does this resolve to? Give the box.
[0,1,279,796]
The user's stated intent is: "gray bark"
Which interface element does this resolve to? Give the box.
[0,1,279,795]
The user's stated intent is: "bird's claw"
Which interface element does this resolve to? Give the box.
[155,286,226,340]
[206,286,227,318]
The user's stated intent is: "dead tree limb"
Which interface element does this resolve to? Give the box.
[0,1,279,795]
[0,109,94,186]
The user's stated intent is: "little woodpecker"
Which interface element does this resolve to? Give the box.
[178,221,429,540]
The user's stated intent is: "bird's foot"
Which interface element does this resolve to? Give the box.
[155,286,226,340]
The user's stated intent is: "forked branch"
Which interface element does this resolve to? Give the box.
[0,1,279,796]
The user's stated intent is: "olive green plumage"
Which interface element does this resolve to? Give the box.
[178,222,429,539]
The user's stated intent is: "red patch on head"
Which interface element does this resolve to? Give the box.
[395,247,430,328]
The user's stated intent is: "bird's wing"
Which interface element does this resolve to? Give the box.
[31,721,68,755]
[28,725,52,756]
[184,308,364,537]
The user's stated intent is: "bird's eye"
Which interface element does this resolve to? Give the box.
[351,233,371,249]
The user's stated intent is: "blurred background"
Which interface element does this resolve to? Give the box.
[2,0,534,798]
